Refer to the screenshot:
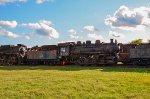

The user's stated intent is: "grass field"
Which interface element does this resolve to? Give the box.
[0,66,149,99]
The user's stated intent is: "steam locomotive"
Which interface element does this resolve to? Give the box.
[61,39,119,65]
[0,44,27,65]
[0,39,150,66]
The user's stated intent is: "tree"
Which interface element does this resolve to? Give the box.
[130,39,142,44]
[148,39,150,43]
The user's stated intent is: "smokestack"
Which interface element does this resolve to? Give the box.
[115,40,117,44]
[86,40,91,45]
[95,40,101,44]
[110,39,114,44]
[77,41,82,45]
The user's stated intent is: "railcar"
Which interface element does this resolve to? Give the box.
[0,44,27,65]
[118,43,137,64]
[129,44,150,65]
[26,45,59,65]
[118,43,150,65]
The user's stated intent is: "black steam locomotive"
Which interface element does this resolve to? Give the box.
[58,39,119,65]
[0,44,27,65]
[0,39,150,66]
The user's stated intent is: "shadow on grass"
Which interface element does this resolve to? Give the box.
[100,67,150,73]
[0,65,149,73]
[0,65,98,71]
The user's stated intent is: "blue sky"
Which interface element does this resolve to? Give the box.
[0,0,150,47]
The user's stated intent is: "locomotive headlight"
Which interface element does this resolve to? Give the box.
[91,55,94,58]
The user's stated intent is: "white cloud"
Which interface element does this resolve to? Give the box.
[23,33,31,40]
[0,0,27,5]
[69,32,79,39]
[68,29,79,39]
[20,23,41,29]
[21,20,59,39]
[58,40,75,44]
[36,26,59,39]
[83,26,98,32]
[36,0,45,4]
[0,29,19,38]
[0,20,17,28]
[39,20,52,26]
[109,31,125,38]
[36,0,54,4]
[68,29,76,33]
[105,5,150,31]
[0,29,31,39]
[0,0,54,5]
[20,20,52,29]
[83,26,103,40]
[88,33,103,40]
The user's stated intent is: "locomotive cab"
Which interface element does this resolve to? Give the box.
[58,42,75,65]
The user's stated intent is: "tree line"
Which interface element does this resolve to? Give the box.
[130,39,150,44]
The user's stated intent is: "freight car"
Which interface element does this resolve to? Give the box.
[58,39,119,65]
[129,44,150,65]
[118,43,150,65]
[26,45,59,65]
[0,44,27,65]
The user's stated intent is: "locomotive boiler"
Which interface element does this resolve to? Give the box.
[70,39,119,65]
[0,44,27,65]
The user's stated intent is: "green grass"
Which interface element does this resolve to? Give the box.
[0,66,149,99]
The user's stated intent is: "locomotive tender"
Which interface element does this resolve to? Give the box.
[0,39,150,66]
[26,45,58,65]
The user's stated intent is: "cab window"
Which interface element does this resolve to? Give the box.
[60,47,66,53]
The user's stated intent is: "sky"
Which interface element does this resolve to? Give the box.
[0,0,150,47]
